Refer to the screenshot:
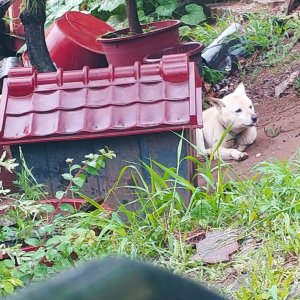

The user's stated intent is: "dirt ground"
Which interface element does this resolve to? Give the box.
[229,54,300,178]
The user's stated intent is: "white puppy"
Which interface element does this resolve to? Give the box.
[196,83,257,161]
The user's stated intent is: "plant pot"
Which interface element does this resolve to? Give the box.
[143,42,205,88]
[98,20,181,67]
[22,12,114,70]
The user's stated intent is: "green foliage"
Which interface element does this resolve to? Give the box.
[155,0,178,17]
[45,0,82,28]
[180,4,206,26]
[45,0,207,30]
[234,14,300,65]
[14,149,47,201]
[180,13,300,69]
[235,248,295,300]
[203,65,225,85]
[0,260,23,296]
[179,17,233,46]
[55,148,116,200]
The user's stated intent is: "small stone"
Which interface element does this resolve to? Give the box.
[255,153,261,158]
[191,230,239,264]
[204,83,212,92]
[274,71,299,97]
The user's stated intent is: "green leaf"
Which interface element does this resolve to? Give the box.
[70,164,81,172]
[55,191,66,200]
[86,160,97,168]
[96,159,105,169]
[20,274,33,284]
[2,281,14,294]
[85,166,99,176]
[155,0,178,17]
[69,186,81,193]
[24,238,41,247]
[181,4,206,26]
[76,192,104,210]
[45,236,60,247]
[31,248,46,261]
[41,204,55,213]
[4,260,14,268]
[62,173,73,181]
[72,174,86,188]
[8,278,23,287]
[59,203,75,213]
[99,0,124,12]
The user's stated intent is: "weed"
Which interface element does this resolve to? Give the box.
[237,14,300,65]
[180,16,233,46]
[236,247,296,299]
[264,125,281,138]
[13,149,47,201]
[203,65,225,85]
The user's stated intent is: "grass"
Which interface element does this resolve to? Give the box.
[2,140,300,299]
[10,148,47,201]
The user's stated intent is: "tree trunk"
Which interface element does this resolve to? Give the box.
[125,0,142,34]
[20,1,56,72]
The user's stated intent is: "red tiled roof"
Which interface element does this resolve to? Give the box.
[0,54,202,146]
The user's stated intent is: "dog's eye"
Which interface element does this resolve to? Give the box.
[249,105,253,109]
[235,109,242,113]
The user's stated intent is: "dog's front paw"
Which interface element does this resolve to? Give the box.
[231,150,249,161]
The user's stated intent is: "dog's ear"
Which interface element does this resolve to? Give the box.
[209,97,225,110]
[234,83,246,95]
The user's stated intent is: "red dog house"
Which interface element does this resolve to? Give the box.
[0,54,202,205]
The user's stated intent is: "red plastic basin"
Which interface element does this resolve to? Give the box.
[45,12,114,70]
[144,42,205,88]
[143,42,204,64]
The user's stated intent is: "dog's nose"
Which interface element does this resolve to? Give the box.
[251,115,258,123]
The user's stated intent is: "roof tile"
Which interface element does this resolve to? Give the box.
[0,54,202,145]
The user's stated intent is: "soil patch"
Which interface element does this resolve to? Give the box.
[230,51,300,178]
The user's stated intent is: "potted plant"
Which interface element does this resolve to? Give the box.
[97,0,181,67]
